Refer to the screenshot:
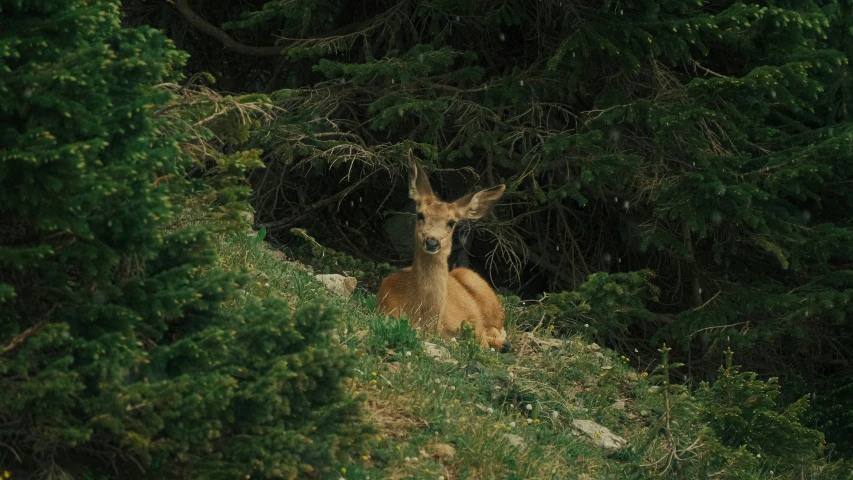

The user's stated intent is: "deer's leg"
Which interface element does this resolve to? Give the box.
[480,327,511,353]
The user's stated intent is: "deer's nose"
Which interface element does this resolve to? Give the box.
[424,238,440,252]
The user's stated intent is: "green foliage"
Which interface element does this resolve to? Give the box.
[156,76,274,233]
[522,270,659,338]
[696,349,825,470]
[812,375,853,455]
[635,346,829,478]
[0,1,368,477]
[366,315,420,355]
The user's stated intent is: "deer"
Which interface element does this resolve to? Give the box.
[376,153,510,352]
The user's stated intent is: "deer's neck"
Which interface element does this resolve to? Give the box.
[409,248,449,329]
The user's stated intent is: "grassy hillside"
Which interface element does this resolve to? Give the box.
[203,221,850,480]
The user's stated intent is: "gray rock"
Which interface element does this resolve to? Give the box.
[315,274,357,298]
[424,341,458,364]
[570,419,627,452]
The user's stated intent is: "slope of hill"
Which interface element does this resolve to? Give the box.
[203,222,850,480]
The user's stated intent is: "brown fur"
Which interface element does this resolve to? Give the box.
[376,153,508,351]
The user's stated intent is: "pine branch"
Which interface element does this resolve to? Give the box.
[168,0,285,56]
[2,305,57,356]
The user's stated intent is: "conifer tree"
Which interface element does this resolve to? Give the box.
[0,0,368,477]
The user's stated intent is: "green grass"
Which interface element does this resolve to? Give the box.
[209,230,851,480]
[210,231,668,480]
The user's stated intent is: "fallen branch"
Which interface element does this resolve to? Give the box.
[263,170,377,232]
[168,0,285,57]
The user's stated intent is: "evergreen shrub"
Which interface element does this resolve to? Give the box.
[0,1,369,477]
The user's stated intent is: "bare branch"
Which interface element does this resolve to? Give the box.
[168,0,285,56]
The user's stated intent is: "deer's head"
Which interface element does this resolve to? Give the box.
[407,153,505,257]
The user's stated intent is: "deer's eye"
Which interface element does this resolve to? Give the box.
[447,220,456,228]
[417,212,425,221]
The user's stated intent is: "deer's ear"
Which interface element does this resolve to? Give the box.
[407,151,434,201]
[454,185,505,219]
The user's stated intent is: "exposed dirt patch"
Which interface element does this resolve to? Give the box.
[367,395,421,441]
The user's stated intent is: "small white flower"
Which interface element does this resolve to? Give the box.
[526,418,533,424]
[490,347,496,352]
[584,324,589,328]
[526,404,533,411]
[406,351,412,357]
[509,422,516,428]
[551,410,560,420]
[449,385,456,391]
[487,407,494,414]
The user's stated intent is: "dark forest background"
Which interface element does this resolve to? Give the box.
[121,0,853,452]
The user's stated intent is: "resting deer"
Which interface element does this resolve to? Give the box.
[377,155,510,352]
